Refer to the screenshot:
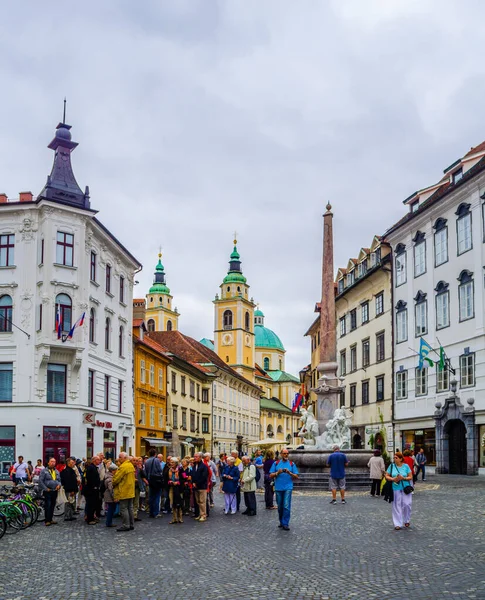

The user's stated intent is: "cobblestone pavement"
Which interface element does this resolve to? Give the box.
[1,475,484,600]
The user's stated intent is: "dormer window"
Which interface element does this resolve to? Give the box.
[452,168,463,184]
[338,279,344,294]
[410,201,419,213]
[348,271,354,286]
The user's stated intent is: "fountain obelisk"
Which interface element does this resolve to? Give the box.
[315,203,343,433]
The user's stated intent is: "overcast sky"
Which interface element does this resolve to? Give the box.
[1,1,485,375]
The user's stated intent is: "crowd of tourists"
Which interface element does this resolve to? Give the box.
[8,444,428,531]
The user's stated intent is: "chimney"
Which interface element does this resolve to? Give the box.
[19,191,33,203]
[0,193,8,204]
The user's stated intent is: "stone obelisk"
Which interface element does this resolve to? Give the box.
[315,203,342,433]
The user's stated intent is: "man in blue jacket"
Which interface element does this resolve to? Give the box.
[269,448,299,531]
[145,449,164,518]
[191,452,209,522]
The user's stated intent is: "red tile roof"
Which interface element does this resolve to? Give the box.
[463,141,485,159]
[133,319,145,328]
[133,332,171,361]
[148,331,261,391]
[255,363,273,380]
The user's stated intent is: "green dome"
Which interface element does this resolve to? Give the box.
[223,272,247,284]
[149,254,171,295]
[230,246,240,260]
[255,324,285,352]
[254,309,264,317]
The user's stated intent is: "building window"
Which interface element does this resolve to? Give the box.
[458,270,474,321]
[338,279,344,294]
[396,370,407,400]
[350,384,356,407]
[47,364,67,404]
[348,270,355,286]
[223,310,233,329]
[167,320,173,331]
[171,372,177,392]
[158,408,164,428]
[202,388,209,403]
[375,292,384,316]
[436,364,449,393]
[0,234,15,267]
[435,281,450,330]
[118,326,124,357]
[181,376,186,395]
[89,308,95,342]
[362,381,369,405]
[88,370,94,408]
[414,292,428,337]
[376,376,384,401]
[0,295,13,332]
[433,219,448,267]
[263,357,270,370]
[181,408,187,429]
[0,363,13,402]
[158,368,163,390]
[245,311,250,332]
[190,380,195,398]
[55,293,72,333]
[350,345,357,372]
[202,417,209,434]
[40,238,44,264]
[106,264,112,294]
[90,251,96,282]
[56,231,74,266]
[339,350,346,376]
[118,380,123,413]
[452,167,463,184]
[190,411,196,432]
[140,360,146,384]
[361,301,369,324]
[396,301,408,344]
[362,339,370,368]
[415,367,427,396]
[140,403,146,425]
[150,406,155,427]
[350,309,357,331]
[105,317,111,350]
[149,365,155,387]
[395,245,406,287]
[104,375,110,410]
[197,384,200,401]
[460,353,475,388]
[456,203,472,255]
[376,332,385,362]
[147,319,155,332]
[339,316,346,337]
[413,232,426,278]
[119,275,125,303]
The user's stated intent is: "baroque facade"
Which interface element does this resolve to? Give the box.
[0,120,141,477]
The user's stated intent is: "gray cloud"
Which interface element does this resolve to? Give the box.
[1,0,485,375]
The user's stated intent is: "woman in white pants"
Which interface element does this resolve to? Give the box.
[385,451,413,530]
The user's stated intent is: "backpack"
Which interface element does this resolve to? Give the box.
[255,467,261,483]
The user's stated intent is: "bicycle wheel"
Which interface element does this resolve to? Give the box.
[12,500,35,528]
[0,513,6,539]
[35,499,45,522]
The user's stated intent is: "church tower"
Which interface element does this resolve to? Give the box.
[145,253,179,332]
[214,238,255,383]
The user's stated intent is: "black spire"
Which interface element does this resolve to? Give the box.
[38,118,90,210]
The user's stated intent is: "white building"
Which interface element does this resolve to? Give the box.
[384,141,485,474]
[0,120,141,477]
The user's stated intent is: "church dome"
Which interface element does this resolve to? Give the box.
[149,254,171,295]
[255,324,285,352]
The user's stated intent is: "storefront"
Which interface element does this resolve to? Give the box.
[402,428,436,465]
[479,425,485,468]
[43,426,71,465]
[0,426,15,480]
[86,428,94,459]
[103,430,117,460]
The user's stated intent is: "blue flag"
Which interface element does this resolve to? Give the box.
[418,338,435,369]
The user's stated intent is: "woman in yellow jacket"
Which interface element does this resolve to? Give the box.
[112,452,136,532]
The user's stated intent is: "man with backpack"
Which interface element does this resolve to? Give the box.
[269,448,299,531]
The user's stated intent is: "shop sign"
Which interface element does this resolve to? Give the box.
[82,413,112,428]
[387,441,394,451]
[415,430,424,436]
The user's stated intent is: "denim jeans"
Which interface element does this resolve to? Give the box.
[105,502,118,526]
[43,490,58,523]
[416,464,426,480]
[275,489,292,527]
[149,486,162,517]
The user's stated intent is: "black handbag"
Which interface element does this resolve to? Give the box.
[402,482,414,495]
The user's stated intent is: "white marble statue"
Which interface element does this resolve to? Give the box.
[314,407,352,450]
[298,406,319,446]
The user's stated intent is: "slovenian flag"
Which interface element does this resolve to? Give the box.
[292,392,304,413]
[67,312,85,340]
[56,304,62,339]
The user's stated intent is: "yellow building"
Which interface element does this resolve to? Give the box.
[146,253,179,333]
[213,239,255,383]
[260,397,296,450]
[133,320,171,457]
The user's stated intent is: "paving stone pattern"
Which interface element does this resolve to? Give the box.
[1,475,484,600]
